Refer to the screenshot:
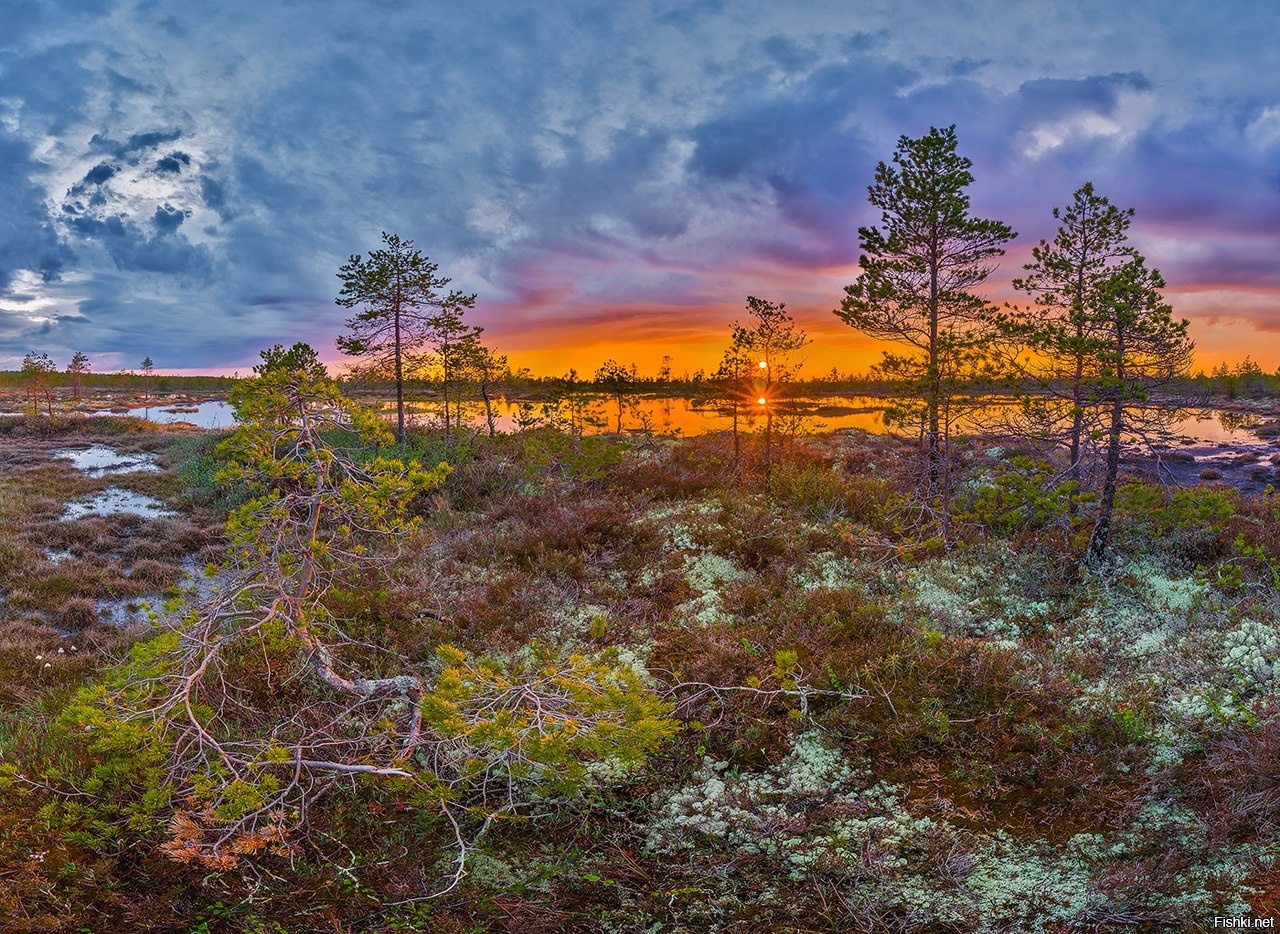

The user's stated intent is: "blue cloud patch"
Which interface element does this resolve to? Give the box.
[199,176,227,213]
[0,132,70,290]
[67,207,211,279]
[1012,72,1152,123]
[89,128,184,159]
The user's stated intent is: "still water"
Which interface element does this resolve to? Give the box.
[83,393,1275,447]
[114,400,232,428]
[397,395,1274,446]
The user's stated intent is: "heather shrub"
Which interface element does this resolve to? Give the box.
[2,409,1277,928]
[1114,482,1238,562]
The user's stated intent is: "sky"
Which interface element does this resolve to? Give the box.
[2,0,1279,377]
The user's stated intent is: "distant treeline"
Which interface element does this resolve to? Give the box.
[346,359,1280,400]
[0,370,237,393]
[3,358,1278,400]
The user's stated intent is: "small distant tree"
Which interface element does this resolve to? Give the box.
[413,305,479,436]
[468,340,508,437]
[66,351,91,400]
[594,359,633,433]
[735,296,810,483]
[1208,361,1237,398]
[140,356,156,399]
[657,354,673,386]
[337,231,476,443]
[544,369,602,443]
[835,125,1015,508]
[713,329,754,462]
[1235,356,1266,394]
[21,351,57,415]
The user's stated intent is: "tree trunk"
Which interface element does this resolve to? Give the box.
[442,363,452,436]
[1069,351,1084,486]
[1088,394,1123,563]
[764,406,773,487]
[731,400,739,462]
[926,225,942,496]
[480,378,496,437]
[1068,247,1088,487]
[926,385,941,493]
[393,299,405,444]
[939,398,951,542]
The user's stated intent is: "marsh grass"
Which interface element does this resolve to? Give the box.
[0,416,214,700]
[2,416,1279,930]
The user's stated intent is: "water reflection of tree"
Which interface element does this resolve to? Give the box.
[977,394,1201,490]
[1218,410,1262,433]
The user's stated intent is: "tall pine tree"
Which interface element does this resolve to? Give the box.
[1007,183,1137,487]
[835,126,1014,514]
[337,232,475,442]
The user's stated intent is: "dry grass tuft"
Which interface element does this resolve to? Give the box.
[53,597,100,630]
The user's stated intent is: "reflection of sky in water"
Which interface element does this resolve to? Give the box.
[56,393,1277,447]
[399,396,1271,446]
[62,488,177,520]
[400,396,893,436]
[116,401,231,429]
[54,444,161,475]
[1172,410,1266,444]
[95,597,154,628]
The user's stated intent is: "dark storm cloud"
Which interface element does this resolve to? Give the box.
[63,290,272,362]
[67,209,211,279]
[66,214,129,240]
[1015,72,1152,117]
[83,162,118,185]
[685,54,915,265]
[122,130,183,153]
[198,176,225,208]
[154,152,191,174]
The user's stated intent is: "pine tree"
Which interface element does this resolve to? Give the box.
[1085,258,1193,561]
[736,295,810,484]
[463,338,508,438]
[713,328,754,464]
[411,302,479,436]
[140,356,155,400]
[593,359,634,433]
[835,125,1014,508]
[1007,183,1136,487]
[20,351,57,415]
[66,351,91,400]
[337,232,476,442]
